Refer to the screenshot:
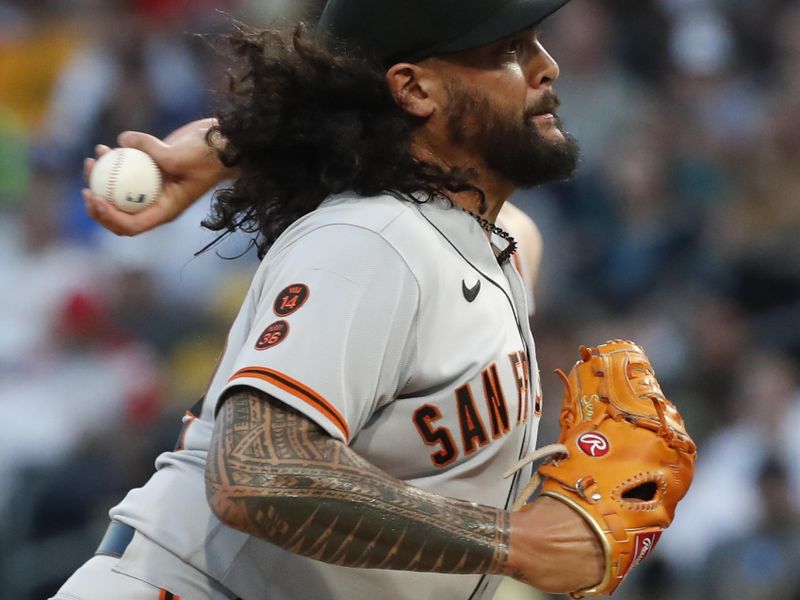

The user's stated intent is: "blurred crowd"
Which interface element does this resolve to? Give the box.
[0,0,798,598]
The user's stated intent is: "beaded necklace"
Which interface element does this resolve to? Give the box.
[462,208,518,265]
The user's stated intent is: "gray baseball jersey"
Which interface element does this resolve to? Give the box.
[110,193,541,600]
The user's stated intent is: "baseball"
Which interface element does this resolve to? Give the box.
[89,147,162,213]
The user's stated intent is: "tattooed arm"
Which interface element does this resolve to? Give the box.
[205,387,603,593]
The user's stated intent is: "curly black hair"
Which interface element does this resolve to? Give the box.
[203,24,482,259]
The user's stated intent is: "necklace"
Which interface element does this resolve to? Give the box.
[462,208,518,265]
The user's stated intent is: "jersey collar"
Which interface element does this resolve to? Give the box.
[414,196,508,278]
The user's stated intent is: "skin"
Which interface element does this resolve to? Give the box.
[389,28,564,223]
[205,389,509,575]
[83,27,603,594]
[207,388,603,593]
[499,201,544,294]
[82,118,236,236]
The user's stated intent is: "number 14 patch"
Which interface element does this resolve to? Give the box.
[274,283,310,317]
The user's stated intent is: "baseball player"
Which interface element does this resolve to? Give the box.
[58,1,606,599]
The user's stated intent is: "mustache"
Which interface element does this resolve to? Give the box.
[524,92,561,120]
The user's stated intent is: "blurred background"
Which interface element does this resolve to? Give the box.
[0,0,798,598]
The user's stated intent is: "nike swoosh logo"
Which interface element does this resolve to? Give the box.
[462,279,481,302]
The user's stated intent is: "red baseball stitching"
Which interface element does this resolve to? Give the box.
[153,163,162,203]
[107,149,125,203]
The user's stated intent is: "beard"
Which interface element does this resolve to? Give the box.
[445,83,580,189]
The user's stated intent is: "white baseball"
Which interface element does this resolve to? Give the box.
[89,147,162,213]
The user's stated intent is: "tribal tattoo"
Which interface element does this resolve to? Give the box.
[205,387,511,575]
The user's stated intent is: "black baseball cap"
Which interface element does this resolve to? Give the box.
[318,0,572,65]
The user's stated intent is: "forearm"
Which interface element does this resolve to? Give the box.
[206,388,510,575]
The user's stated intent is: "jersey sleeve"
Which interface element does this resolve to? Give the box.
[214,224,420,443]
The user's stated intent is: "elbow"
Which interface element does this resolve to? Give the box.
[206,487,233,528]
[204,458,252,531]
[204,456,289,539]
[205,475,237,529]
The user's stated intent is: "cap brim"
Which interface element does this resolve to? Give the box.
[405,0,571,62]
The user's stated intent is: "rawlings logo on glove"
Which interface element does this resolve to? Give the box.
[506,340,696,598]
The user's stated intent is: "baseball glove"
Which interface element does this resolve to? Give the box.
[506,340,696,598]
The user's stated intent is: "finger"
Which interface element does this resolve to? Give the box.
[83,157,96,184]
[82,188,101,218]
[82,188,175,236]
[83,145,113,183]
[83,189,129,235]
[83,188,126,233]
[118,131,173,170]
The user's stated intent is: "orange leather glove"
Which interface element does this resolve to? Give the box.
[512,340,696,597]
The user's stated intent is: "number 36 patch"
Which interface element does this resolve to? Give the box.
[255,320,289,350]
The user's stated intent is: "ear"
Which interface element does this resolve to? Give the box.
[385,63,439,119]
